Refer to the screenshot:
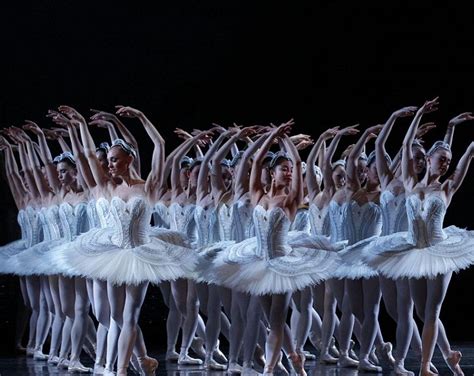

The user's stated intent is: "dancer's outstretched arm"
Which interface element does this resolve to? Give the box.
[444,141,474,202]
[443,112,474,147]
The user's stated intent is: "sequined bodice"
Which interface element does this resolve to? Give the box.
[216,204,233,241]
[380,191,408,235]
[328,201,347,243]
[290,208,310,232]
[19,207,41,247]
[153,202,170,229]
[39,206,63,241]
[231,200,254,242]
[169,203,197,244]
[253,205,292,260]
[194,206,216,246]
[345,201,382,245]
[406,195,447,247]
[308,204,330,236]
[87,200,100,229]
[107,197,151,248]
[59,202,89,241]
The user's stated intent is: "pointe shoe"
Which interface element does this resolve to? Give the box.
[213,340,228,364]
[243,362,261,376]
[138,355,159,376]
[33,350,48,361]
[57,357,70,369]
[47,354,60,365]
[254,344,266,368]
[165,350,180,362]
[68,360,94,373]
[349,340,359,361]
[178,353,203,365]
[329,337,340,358]
[228,361,243,373]
[190,337,206,359]
[358,358,382,373]
[93,363,106,375]
[289,352,307,376]
[319,352,339,364]
[338,354,359,368]
[103,368,115,376]
[376,342,395,367]
[129,354,140,374]
[26,346,35,357]
[262,365,274,375]
[417,369,437,376]
[275,351,289,376]
[369,348,380,366]
[444,350,464,376]
[393,361,415,376]
[429,362,439,374]
[204,356,227,370]
[302,350,316,361]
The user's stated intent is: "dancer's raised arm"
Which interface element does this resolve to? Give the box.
[443,112,474,147]
[443,141,474,202]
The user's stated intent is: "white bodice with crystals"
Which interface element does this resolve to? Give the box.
[230,199,254,242]
[153,202,170,229]
[59,202,89,241]
[169,203,197,244]
[345,201,382,245]
[328,201,347,243]
[216,204,233,241]
[380,191,408,235]
[290,207,310,232]
[308,204,330,237]
[194,206,216,247]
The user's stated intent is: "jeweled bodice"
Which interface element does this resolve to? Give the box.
[169,203,197,244]
[194,206,216,246]
[59,202,89,241]
[380,191,408,235]
[153,202,170,229]
[108,197,151,248]
[308,204,330,237]
[25,206,41,246]
[345,201,382,245]
[406,195,447,247]
[39,206,63,241]
[231,199,254,242]
[253,205,292,260]
[216,204,233,241]
[328,201,347,243]
[290,207,310,232]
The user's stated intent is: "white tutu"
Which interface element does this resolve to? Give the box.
[52,197,197,285]
[196,206,344,295]
[341,195,474,279]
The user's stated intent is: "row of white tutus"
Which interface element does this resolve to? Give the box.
[1,192,473,290]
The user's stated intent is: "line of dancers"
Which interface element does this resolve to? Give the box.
[0,97,473,376]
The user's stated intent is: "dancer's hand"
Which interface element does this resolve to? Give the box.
[22,120,43,135]
[416,122,436,138]
[58,105,87,125]
[419,97,439,114]
[448,112,474,127]
[89,119,114,129]
[115,105,143,118]
[392,106,418,118]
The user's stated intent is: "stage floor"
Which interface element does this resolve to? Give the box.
[1,343,473,375]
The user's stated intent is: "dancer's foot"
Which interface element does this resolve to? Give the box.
[165,350,180,362]
[116,368,127,376]
[178,353,203,365]
[329,337,340,358]
[275,351,289,375]
[254,344,266,368]
[103,367,115,376]
[262,365,274,376]
[190,337,206,359]
[93,363,106,375]
[369,348,380,366]
[418,369,437,376]
[26,346,35,357]
[376,342,396,367]
[302,350,316,361]
[33,350,48,361]
[129,354,140,374]
[338,354,359,368]
[319,352,338,364]
[57,357,70,369]
[349,340,359,361]
[228,361,243,373]
[243,362,261,376]
[138,355,159,376]
[213,341,228,364]
[429,363,439,374]
[289,352,307,376]
[358,358,382,373]
[444,350,464,376]
[204,356,227,370]
[47,354,60,365]
[393,361,414,376]
[68,360,93,373]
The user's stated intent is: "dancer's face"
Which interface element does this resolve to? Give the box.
[222,166,233,190]
[428,149,452,177]
[261,164,272,187]
[189,164,200,188]
[57,161,77,187]
[107,146,133,177]
[332,165,346,189]
[357,159,368,185]
[96,150,110,175]
[271,160,293,188]
[367,162,379,185]
[412,146,427,175]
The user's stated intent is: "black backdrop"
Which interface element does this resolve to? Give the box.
[0,2,473,352]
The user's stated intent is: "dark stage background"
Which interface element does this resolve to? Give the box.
[0,2,473,353]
